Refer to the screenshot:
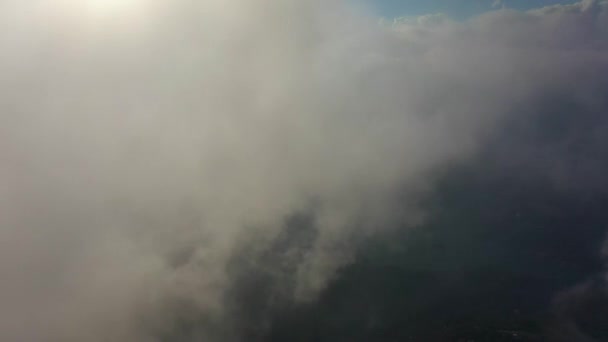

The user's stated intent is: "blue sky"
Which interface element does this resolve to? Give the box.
[359,0,579,18]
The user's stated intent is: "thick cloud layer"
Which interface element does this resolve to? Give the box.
[0,1,607,341]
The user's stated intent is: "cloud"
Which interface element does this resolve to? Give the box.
[528,0,605,15]
[492,0,504,8]
[0,0,607,341]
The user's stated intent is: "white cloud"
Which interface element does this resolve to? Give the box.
[0,1,606,341]
[492,0,505,8]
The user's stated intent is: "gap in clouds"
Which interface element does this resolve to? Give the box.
[358,0,582,20]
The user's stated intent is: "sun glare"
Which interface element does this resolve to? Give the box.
[82,0,145,17]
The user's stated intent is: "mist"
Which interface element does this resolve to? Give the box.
[1,0,607,341]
